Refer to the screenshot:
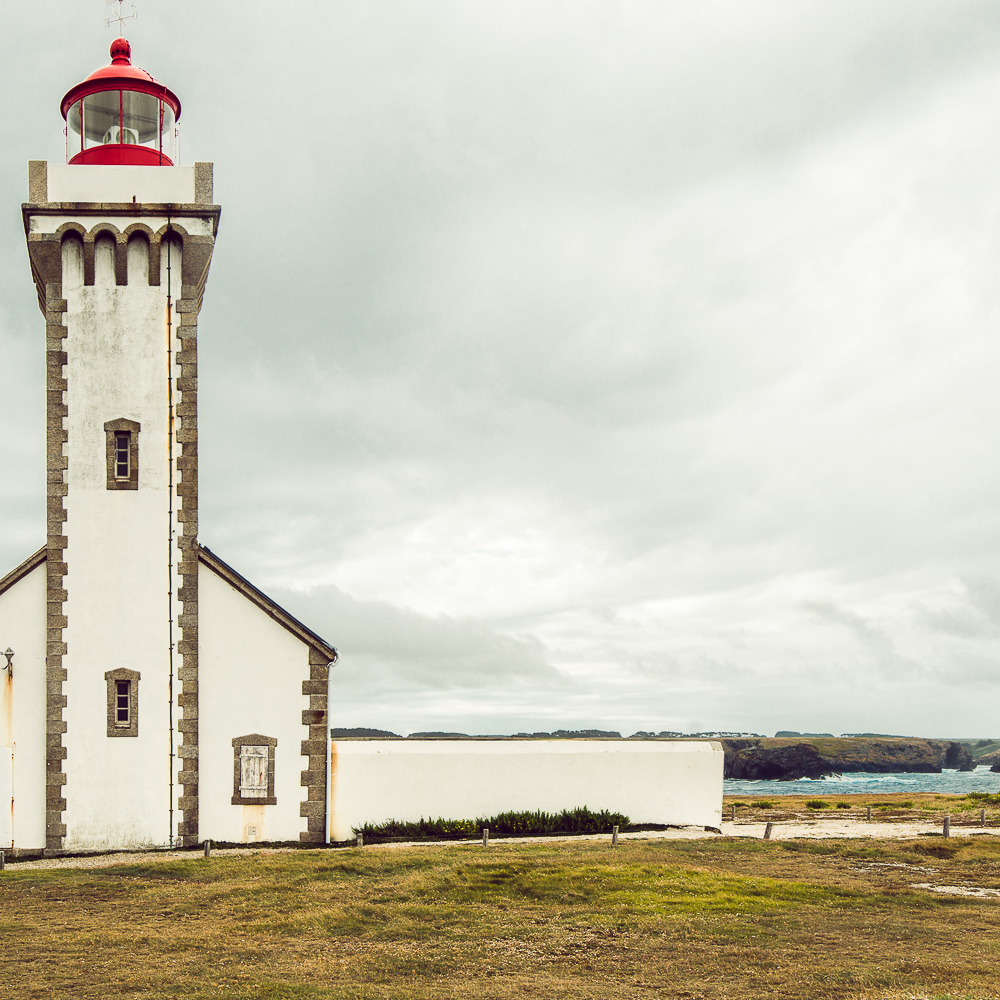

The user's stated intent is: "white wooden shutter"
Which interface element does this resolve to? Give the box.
[240,745,268,798]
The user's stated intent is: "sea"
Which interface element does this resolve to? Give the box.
[724,765,1000,797]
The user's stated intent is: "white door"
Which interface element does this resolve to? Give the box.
[0,747,12,849]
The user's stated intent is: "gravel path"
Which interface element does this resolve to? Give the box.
[5,818,999,870]
[3,845,298,871]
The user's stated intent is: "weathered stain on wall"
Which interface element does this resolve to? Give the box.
[328,741,338,842]
[0,554,48,850]
[240,804,267,843]
[1,672,11,747]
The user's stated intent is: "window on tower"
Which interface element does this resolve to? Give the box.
[104,418,140,490]
[115,681,131,724]
[114,432,130,479]
[105,669,140,738]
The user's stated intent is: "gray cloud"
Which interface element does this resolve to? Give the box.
[269,582,560,690]
[5,3,1000,735]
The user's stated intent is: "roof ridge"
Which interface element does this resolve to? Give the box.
[0,546,47,599]
[198,544,337,661]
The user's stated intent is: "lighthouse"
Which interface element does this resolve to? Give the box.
[0,39,336,855]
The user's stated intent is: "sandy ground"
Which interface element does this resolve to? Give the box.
[4,818,999,870]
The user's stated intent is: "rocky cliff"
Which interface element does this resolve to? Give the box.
[723,737,975,780]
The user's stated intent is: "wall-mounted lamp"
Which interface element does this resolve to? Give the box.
[2,648,12,679]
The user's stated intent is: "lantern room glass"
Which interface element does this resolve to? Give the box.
[67,90,176,162]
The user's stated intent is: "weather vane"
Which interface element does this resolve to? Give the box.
[105,0,138,35]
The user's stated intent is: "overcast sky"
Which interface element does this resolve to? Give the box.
[3,2,1000,738]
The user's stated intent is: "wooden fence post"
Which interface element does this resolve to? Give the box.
[943,815,951,839]
[866,806,871,821]
[203,840,211,858]
[731,804,736,822]
[981,808,987,827]
[482,828,489,848]
[356,832,364,848]
[612,825,619,847]
[763,822,773,841]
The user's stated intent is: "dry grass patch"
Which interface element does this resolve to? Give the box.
[4,838,1000,999]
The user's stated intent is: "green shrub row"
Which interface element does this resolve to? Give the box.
[354,806,630,842]
[966,792,1000,805]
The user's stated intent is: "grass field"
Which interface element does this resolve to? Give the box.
[722,790,1000,824]
[5,806,1000,1000]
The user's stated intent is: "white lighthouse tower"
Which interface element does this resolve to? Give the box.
[0,37,337,855]
[28,36,213,852]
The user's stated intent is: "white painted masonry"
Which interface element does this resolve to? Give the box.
[59,235,183,851]
[0,747,12,849]
[0,560,47,851]
[46,164,197,204]
[328,740,724,841]
[198,564,314,845]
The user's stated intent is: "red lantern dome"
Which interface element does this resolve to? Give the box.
[61,39,181,166]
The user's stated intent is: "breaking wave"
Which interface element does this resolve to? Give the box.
[724,765,1000,796]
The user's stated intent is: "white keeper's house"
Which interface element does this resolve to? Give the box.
[0,38,338,855]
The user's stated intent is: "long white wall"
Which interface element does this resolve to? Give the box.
[329,740,724,841]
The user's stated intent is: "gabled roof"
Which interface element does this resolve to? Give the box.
[0,546,46,599]
[198,545,338,662]
[0,544,338,664]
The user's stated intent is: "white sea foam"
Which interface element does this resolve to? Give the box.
[725,766,1000,796]
[820,773,919,785]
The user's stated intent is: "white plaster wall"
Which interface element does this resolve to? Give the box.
[198,566,312,844]
[61,240,184,851]
[47,164,196,204]
[0,564,48,850]
[329,740,724,841]
[0,747,11,849]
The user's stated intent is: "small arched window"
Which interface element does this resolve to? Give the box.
[104,418,140,490]
[105,668,140,737]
